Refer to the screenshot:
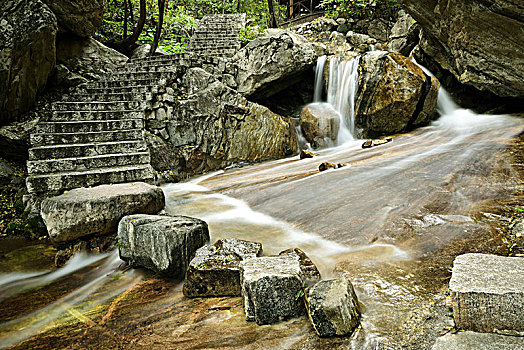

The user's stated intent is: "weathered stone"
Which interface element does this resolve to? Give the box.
[305,278,361,337]
[184,238,263,297]
[279,248,321,287]
[231,29,324,99]
[118,214,209,277]
[41,182,165,244]
[367,19,390,42]
[130,44,168,60]
[300,150,314,159]
[431,331,524,350]
[326,31,353,55]
[240,256,305,325]
[300,103,340,149]
[319,162,336,172]
[402,0,524,99]
[0,161,15,184]
[386,10,420,56]
[346,31,377,53]
[354,51,440,138]
[0,0,57,125]
[42,0,105,37]
[449,253,524,334]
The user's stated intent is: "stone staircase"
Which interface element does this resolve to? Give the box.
[188,14,246,58]
[26,14,246,199]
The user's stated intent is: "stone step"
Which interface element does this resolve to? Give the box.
[36,119,143,133]
[190,37,240,44]
[61,92,153,103]
[86,78,172,89]
[29,140,147,160]
[191,32,239,38]
[118,64,182,74]
[53,101,147,112]
[26,164,155,194]
[30,129,143,146]
[28,152,150,174]
[51,110,144,121]
[101,71,179,82]
[79,85,155,95]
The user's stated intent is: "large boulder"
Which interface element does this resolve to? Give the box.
[118,214,209,277]
[230,29,324,99]
[240,256,305,325]
[40,182,165,244]
[449,253,524,334]
[42,0,105,37]
[183,238,263,297]
[354,51,440,138]
[0,0,57,125]
[305,278,361,337]
[56,37,128,82]
[401,0,524,99]
[300,103,340,149]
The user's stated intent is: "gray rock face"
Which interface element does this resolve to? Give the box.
[300,103,340,149]
[0,0,57,125]
[355,51,440,138]
[231,29,324,99]
[42,0,105,37]
[240,256,305,325]
[386,10,420,56]
[183,238,263,297]
[279,248,321,287]
[305,278,361,337]
[41,182,165,244]
[402,0,524,99]
[449,253,524,334]
[431,331,524,350]
[118,214,209,277]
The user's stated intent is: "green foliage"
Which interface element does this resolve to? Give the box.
[238,25,264,44]
[319,0,401,21]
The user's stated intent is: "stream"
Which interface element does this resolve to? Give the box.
[0,62,523,348]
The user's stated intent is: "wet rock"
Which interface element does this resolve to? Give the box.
[336,163,346,168]
[0,0,57,125]
[402,0,524,99]
[362,137,392,149]
[327,32,353,55]
[300,103,340,149]
[319,162,336,172]
[431,331,524,350]
[449,253,524,334]
[240,255,305,325]
[231,29,324,99]
[279,248,321,287]
[54,241,88,267]
[118,214,209,277]
[42,0,105,37]
[144,131,187,184]
[300,150,314,159]
[305,278,361,337]
[362,140,373,149]
[354,51,440,138]
[184,238,263,297]
[41,182,165,244]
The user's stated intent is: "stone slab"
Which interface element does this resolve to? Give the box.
[432,331,524,350]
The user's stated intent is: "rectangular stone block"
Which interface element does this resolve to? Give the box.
[450,253,524,334]
[240,256,305,325]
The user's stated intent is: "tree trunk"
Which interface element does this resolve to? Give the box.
[123,0,128,39]
[118,0,146,51]
[149,0,166,56]
[268,0,277,28]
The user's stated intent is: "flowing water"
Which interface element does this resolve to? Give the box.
[0,63,522,348]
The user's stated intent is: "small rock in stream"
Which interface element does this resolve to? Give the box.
[300,149,315,159]
[305,278,361,337]
[362,137,392,149]
[319,162,336,171]
[279,248,321,287]
[118,214,209,278]
[240,256,305,325]
[184,238,263,297]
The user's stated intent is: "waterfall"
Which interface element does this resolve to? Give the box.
[313,55,327,102]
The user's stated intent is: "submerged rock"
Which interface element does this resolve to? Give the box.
[240,255,305,325]
[300,150,314,159]
[0,0,57,125]
[449,253,524,334]
[184,238,263,297]
[231,29,324,99]
[355,51,439,138]
[305,278,361,337]
[300,103,340,149]
[118,214,209,277]
[41,182,165,244]
[279,248,321,287]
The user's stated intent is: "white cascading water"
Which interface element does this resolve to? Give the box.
[310,55,361,145]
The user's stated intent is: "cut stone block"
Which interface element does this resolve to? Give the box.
[41,182,164,244]
[279,248,321,287]
[449,253,524,334]
[431,331,524,350]
[183,238,263,297]
[118,214,209,278]
[305,278,361,337]
[240,256,305,325]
